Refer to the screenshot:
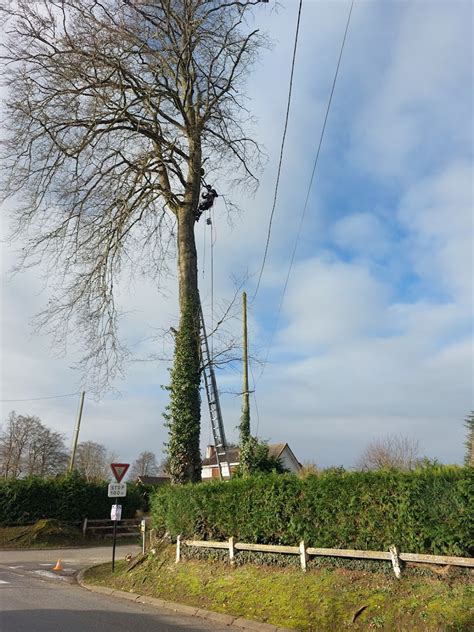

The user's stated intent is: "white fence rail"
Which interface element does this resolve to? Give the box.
[176,536,474,578]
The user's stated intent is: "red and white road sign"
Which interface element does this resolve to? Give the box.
[110,462,129,483]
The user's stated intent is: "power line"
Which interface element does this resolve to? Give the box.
[252,0,304,301]
[258,0,355,379]
[202,210,207,279]
[0,391,80,403]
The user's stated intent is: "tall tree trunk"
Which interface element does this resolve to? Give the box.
[165,144,203,484]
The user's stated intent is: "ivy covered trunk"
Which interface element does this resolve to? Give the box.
[239,409,253,477]
[166,145,203,484]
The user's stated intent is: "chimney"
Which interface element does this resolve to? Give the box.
[205,445,216,459]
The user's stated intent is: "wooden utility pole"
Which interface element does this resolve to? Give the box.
[68,390,85,474]
[241,291,250,438]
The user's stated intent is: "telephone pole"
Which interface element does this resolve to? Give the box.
[241,291,250,439]
[68,390,85,474]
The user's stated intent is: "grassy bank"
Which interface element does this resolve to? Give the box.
[0,520,139,549]
[84,545,473,631]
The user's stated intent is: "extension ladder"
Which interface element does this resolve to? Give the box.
[198,299,232,480]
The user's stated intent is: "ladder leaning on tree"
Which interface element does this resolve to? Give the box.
[198,297,231,480]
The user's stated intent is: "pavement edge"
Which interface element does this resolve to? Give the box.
[76,565,292,632]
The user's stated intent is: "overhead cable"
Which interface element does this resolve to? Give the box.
[0,391,80,403]
[252,0,304,301]
[259,0,355,378]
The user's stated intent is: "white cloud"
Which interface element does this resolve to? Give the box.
[254,324,471,466]
[398,161,473,303]
[332,212,391,258]
[349,1,473,181]
[279,256,388,349]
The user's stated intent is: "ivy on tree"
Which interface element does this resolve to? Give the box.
[164,302,202,483]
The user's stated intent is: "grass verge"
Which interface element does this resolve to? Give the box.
[84,544,473,631]
[0,520,139,549]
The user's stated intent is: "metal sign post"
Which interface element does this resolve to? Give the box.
[112,500,119,572]
[110,495,124,572]
[108,469,128,572]
[140,519,146,554]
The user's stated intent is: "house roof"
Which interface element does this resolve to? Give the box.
[202,447,240,467]
[136,475,170,486]
[269,443,302,467]
[267,443,286,459]
[202,443,295,467]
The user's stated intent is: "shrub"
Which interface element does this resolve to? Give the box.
[0,473,145,524]
[151,466,473,557]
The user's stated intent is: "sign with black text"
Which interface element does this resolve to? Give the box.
[108,482,127,497]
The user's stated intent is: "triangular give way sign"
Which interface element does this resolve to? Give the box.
[110,463,129,483]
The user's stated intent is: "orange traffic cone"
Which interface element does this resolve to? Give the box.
[53,559,63,571]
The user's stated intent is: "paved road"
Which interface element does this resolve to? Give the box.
[0,545,141,581]
[0,548,238,631]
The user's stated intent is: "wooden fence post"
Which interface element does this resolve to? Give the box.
[299,540,308,571]
[176,535,181,563]
[82,517,88,538]
[389,545,401,579]
[229,537,235,563]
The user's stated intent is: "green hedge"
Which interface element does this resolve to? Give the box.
[0,474,145,524]
[151,467,473,557]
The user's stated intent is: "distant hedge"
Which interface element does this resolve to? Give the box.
[0,474,146,524]
[151,467,473,557]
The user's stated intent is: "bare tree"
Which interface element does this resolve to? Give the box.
[157,456,170,475]
[0,411,68,478]
[0,412,35,479]
[130,450,159,479]
[356,435,422,471]
[24,426,69,477]
[1,0,267,484]
[74,440,111,481]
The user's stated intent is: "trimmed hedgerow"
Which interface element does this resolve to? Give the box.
[150,466,473,557]
[0,473,145,524]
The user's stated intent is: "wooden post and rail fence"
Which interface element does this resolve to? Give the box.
[5,518,147,539]
[81,517,149,538]
[175,536,474,578]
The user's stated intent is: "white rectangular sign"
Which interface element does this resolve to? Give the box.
[108,482,127,497]
[110,504,122,521]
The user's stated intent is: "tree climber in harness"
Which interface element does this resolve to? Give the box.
[195,183,218,222]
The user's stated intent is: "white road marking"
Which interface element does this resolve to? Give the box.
[7,566,24,569]
[33,570,69,581]
[39,563,53,566]
[0,579,10,584]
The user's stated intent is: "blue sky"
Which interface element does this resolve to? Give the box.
[1,0,472,468]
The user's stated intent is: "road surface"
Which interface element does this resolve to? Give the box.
[0,544,141,581]
[0,547,239,631]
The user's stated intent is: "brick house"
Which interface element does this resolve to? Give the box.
[201,443,301,480]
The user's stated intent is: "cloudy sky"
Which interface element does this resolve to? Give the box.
[1,0,472,469]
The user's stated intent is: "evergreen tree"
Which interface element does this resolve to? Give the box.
[464,411,474,466]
